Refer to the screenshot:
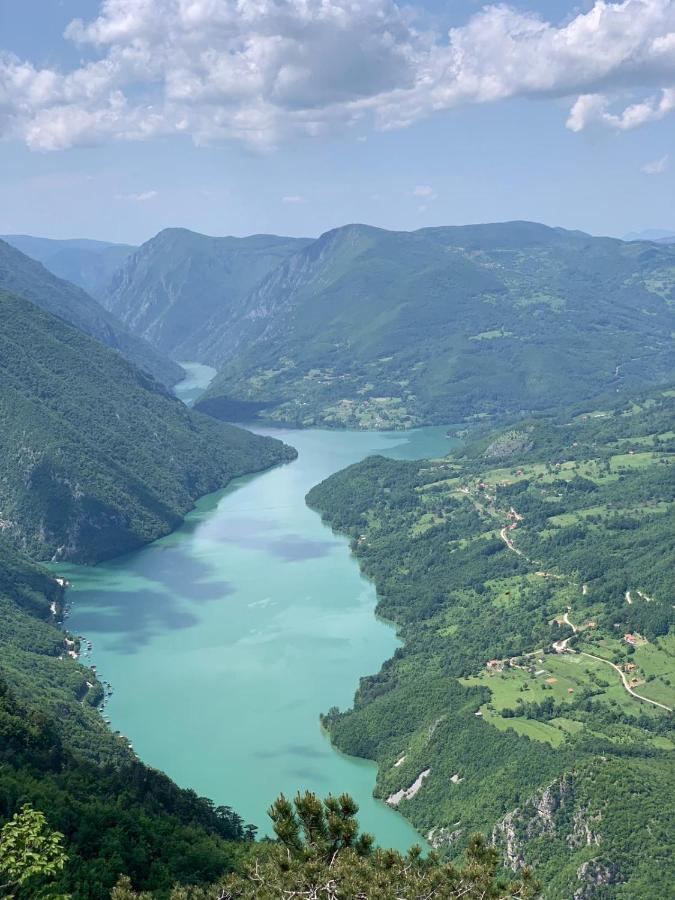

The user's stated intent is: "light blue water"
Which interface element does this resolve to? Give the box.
[60,377,456,848]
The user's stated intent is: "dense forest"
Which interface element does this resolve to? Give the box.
[0,290,295,563]
[307,387,675,898]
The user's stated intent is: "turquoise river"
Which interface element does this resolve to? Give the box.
[58,363,456,850]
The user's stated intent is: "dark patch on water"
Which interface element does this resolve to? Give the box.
[285,766,329,784]
[254,744,331,760]
[198,518,338,561]
[73,567,235,652]
[102,549,235,605]
[74,589,197,653]
[267,536,338,561]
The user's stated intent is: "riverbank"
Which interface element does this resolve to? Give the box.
[57,425,456,849]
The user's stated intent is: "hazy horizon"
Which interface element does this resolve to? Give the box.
[2,0,674,243]
[4,219,675,249]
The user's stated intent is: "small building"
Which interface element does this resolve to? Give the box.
[624,634,637,646]
[486,659,504,671]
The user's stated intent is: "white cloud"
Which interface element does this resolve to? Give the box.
[116,189,158,201]
[411,185,437,199]
[282,194,306,204]
[0,0,674,151]
[567,88,675,132]
[641,153,669,173]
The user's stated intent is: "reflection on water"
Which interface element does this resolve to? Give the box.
[59,421,457,849]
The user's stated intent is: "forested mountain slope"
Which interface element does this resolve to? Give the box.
[101,228,312,358]
[197,222,675,428]
[0,290,295,563]
[1,234,135,298]
[307,387,675,898]
[0,239,181,386]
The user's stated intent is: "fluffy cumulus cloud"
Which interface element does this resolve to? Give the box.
[1,0,674,150]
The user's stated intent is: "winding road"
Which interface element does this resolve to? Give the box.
[467,486,672,714]
[577,649,673,713]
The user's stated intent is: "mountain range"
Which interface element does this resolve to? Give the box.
[101,228,311,359]
[192,221,675,427]
[0,239,181,386]
[0,288,294,562]
[16,221,674,431]
[2,219,673,898]
[2,234,136,297]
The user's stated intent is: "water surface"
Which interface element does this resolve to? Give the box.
[174,362,217,405]
[60,422,455,848]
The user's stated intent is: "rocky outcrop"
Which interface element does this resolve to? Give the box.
[574,860,617,899]
[491,775,573,870]
[427,825,463,849]
[568,806,602,849]
[483,429,534,460]
[386,769,431,806]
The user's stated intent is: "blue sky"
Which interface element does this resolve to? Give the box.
[1,0,673,244]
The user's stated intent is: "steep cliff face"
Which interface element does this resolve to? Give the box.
[101,228,311,359]
[492,777,573,870]
[490,758,673,899]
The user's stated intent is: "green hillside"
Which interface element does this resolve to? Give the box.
[101,228,312,358]
[0,289,295,563]
[307,387,675,897]
[1,234,136,298]
[197,222,675,428]
[0,239,181,386]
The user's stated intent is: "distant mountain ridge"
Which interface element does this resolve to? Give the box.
[0,239,181,386]
[15,221,675,429]
[195,221,675,427]
[101,227,312,359]
[623,229,675,243]
[2,233,136,297]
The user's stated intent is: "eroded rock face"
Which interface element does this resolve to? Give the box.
[574,859,616,899]
[567,806,602,850]
[491,775,573,870]
[427,825,463,850]
[483,429,534,460]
